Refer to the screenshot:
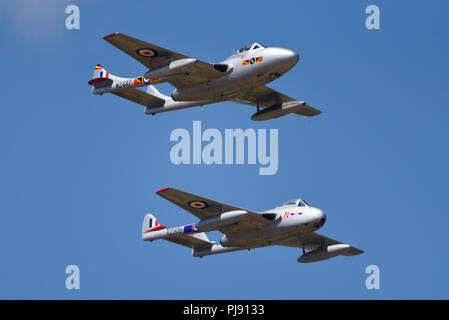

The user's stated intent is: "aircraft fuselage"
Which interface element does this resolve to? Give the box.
[171,47,299,101]
[219,205,325,248]
[143,204,326,253]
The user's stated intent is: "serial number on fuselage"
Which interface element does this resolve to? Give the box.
[167,226,183,236]
[115,80,132,88]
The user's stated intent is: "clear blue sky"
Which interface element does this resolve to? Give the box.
[0,0,448,299]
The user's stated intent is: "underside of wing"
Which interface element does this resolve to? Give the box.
[278,232,364,256]
[103,33,224,89]
[156,188,272,235]
[233,85,321,120]
[234,85,294,108]
[165,232,213,249]
[112,87,165,108]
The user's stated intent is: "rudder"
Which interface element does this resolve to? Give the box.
[142,213,166,236]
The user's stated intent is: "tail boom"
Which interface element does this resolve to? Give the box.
[88,66,261,117]
[88,65,185,95]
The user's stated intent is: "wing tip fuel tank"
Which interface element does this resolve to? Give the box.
[297,244,355,263]
[251,101,321,121]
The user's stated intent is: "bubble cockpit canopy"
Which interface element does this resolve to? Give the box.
[236,43,265,54]
[283,198,310,207]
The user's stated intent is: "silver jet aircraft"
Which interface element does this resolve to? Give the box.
[143,188,363,263]
[89,33,321,121]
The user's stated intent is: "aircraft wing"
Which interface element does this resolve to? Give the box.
[103,33,224,89]
[112,87,165,107]
[166,232,213,249]
[277,232,364,256]
[156,188,272,235]
[233,85,322,117]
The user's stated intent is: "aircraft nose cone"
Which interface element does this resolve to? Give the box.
[314,209,326,228]
[284,49,299,65]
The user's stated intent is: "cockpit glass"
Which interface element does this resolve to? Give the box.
[237,46,250,53]
[283,199,297,206]
[283,199,310,206]
[236,43,265,54]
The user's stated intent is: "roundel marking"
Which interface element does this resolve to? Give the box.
[188,201,208,209]
[143,77,151,84]
[250,57,255,64]
[136,48,158,57]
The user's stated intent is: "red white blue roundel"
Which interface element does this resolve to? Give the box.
[143,77,151,84]
[136,48,158,57]
[188,201,208,209]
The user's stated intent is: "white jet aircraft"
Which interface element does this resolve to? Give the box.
[89,33,322,121]
[143,188,363,263]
